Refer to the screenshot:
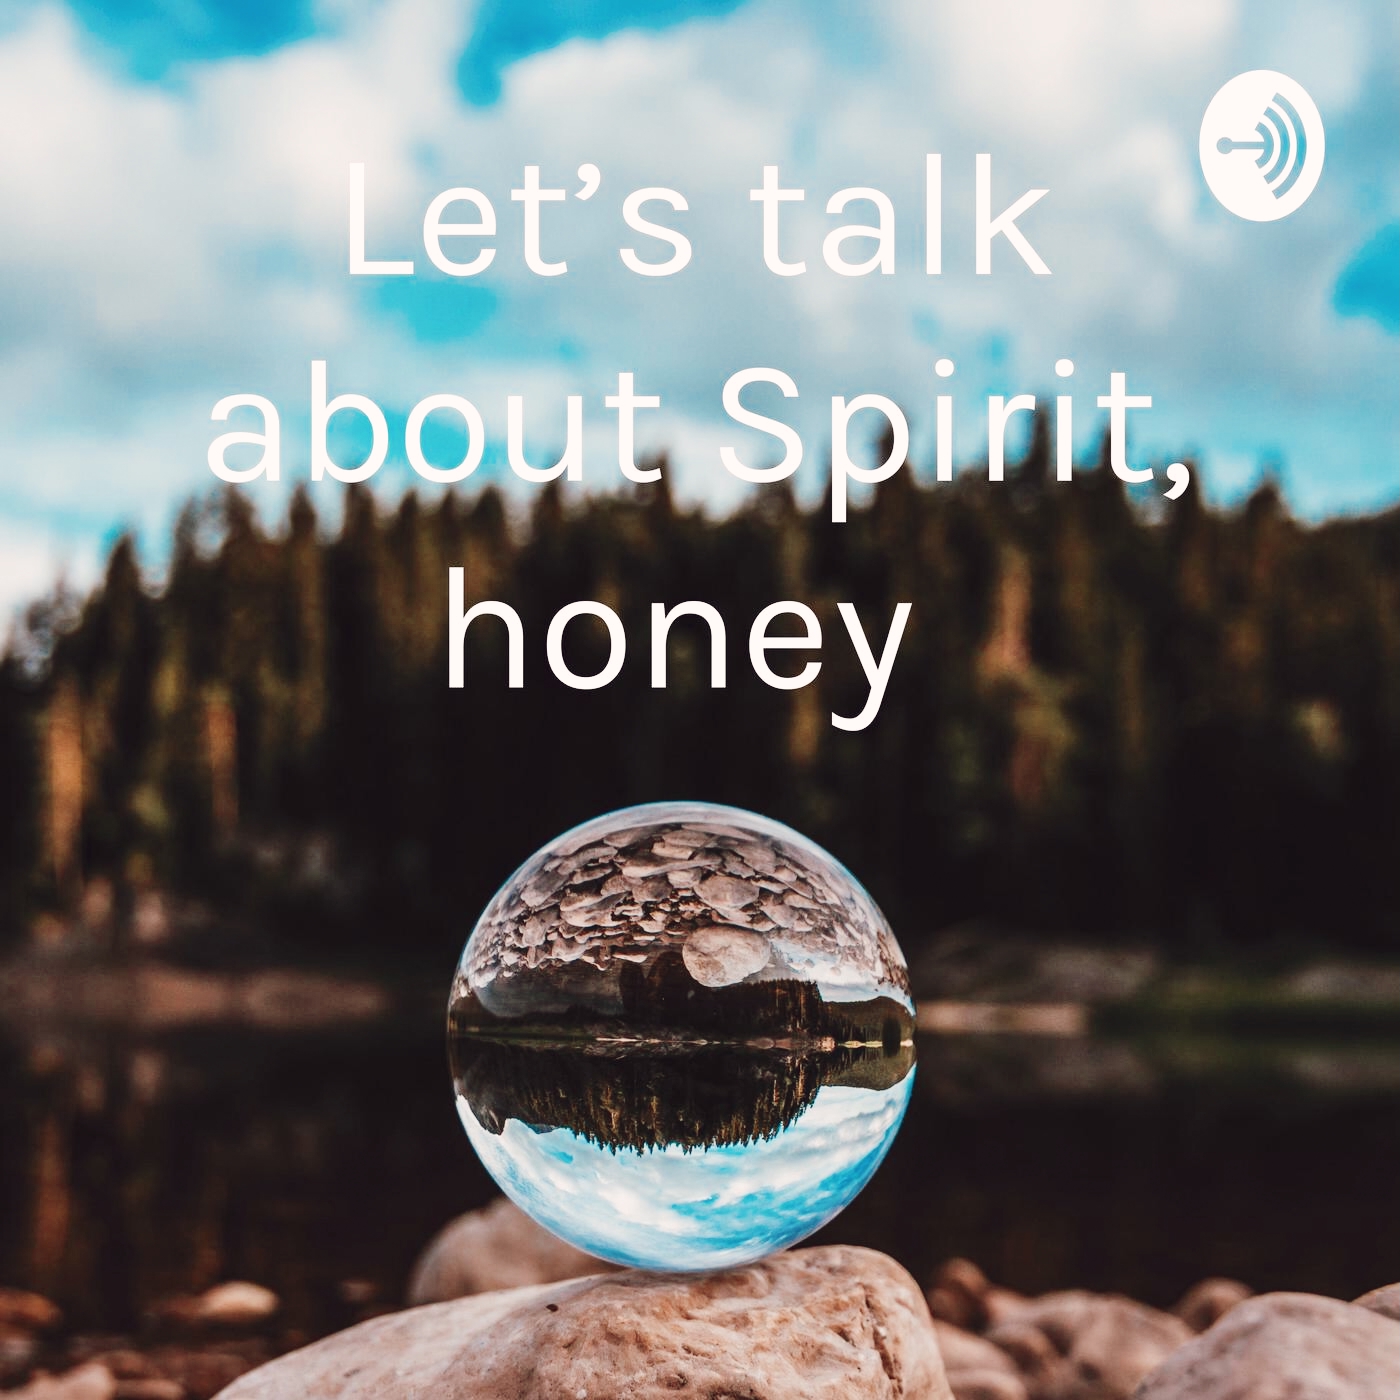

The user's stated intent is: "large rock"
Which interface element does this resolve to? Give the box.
[1133,1292,1400,1399]
[220,1245,952,1399]
[407,1197,615,1304]
[985,1291,1190,1400]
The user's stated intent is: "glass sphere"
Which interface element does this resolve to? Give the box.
[448,801,915,1271]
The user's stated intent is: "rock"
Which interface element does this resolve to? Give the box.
[113,1382,185,1400]
[927,1260,1026,1333]
[194,1285,279,1330]
[151,1283,280,1336]
[407,1197,617,1304]
[0,1289,64,1334]
[927,1258,1194,1400]
[986,1292,1190,1400]
[6,1363,117,1400]
[81,1351,153,1383]
[682,924,772,986]
[2,1328,43,1387]
[928,1259,992,1331]
[1352,1281,1400,1322]
[1171,1278,1252,1333]
[934,1322,1027,1400]
[70,1340,269,1399]
[1135,1292,1400,1399]
[220,1245,952,1399]
[947,1378,1027,1400]
[983,1321,1058,1380]
[934,1321,1020,1376]
[146,1343,269,1399]
[335,1280,378,1309]
[981,1289,1027,1330]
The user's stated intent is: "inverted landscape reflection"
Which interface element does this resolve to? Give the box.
[447,801,917,1269]
[458,1076,914,1269]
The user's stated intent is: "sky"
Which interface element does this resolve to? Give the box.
[1,0,1397,623]
[459,1074,913,1269]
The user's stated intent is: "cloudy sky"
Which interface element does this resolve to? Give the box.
[460,1075,912,1269]
[1,0,1397,622]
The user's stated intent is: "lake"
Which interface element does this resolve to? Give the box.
[2,1014,1397,1337]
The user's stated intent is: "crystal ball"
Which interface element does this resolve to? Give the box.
[448,801,915,1271]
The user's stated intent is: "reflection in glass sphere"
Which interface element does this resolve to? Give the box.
[448,801,916,1271]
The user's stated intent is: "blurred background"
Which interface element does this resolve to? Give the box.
[1,0,1398,1359]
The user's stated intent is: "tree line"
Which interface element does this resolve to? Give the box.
[2,423,1397,963]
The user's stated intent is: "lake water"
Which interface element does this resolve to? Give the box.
[2,1016,1397,1336]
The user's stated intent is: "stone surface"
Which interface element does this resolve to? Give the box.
[1134,1293,1400,1400]
[118,1341,270,1398]
[0,1289,64,1334]
[147,1283,279,1337]
[406,1197,617,1304]
[1352,1281,1400,1322]
[927,1259,1026,1333]
[1,1329,43,1388]
[934,1321,1020,1377]
[222,1245,952,1399]
[1170,1279,1252,1333]
[947,1378,1028,1400]
[6,1363,116,1399]
[112,1381,184,1400]
[682,923,773,987]
[985,1291,1190,1400]
[928,1259,991,1331]
[934,1321,1027,1400]
[194,1285,279,1330]
[458,807,910,1003]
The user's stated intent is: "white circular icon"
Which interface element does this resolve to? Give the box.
[1199,71,1324,221]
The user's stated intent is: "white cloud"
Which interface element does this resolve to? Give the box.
[0,0,1395,622]
[0,518,101,634]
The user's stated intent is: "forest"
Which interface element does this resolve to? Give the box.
[1,418,1397,967]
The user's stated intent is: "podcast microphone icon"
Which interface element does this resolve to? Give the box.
[1200,73,1323,221]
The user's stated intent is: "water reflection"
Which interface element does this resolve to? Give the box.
[1,1019,1398,1333]
[0,1022,475,1337]
[451,1030,915,1151]
[458,1066,913,1270]
[450,1029,915,1269]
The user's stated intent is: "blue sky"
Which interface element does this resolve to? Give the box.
[1,0,1397,621]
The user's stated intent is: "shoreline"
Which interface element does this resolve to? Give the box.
[3,949,1400,1036]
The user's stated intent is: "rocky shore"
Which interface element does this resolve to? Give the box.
[3,1200,1396,1400]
